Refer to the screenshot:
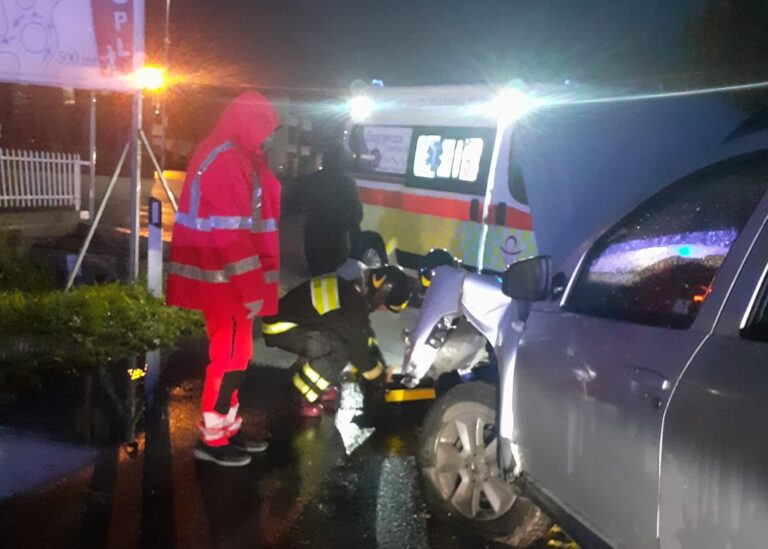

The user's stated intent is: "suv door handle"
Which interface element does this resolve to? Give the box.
[630,368,671,399]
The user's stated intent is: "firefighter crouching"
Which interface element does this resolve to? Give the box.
[262,266,411,417]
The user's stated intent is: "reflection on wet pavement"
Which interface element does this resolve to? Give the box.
[0,341,520,548]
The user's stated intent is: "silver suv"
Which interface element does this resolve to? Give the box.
[500,149,768,548]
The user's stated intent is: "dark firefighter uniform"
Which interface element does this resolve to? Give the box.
[262,266,410,402]
[286,142,363,276]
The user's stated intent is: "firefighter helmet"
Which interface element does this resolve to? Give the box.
[368,265,411,313]
[418,248,458,288]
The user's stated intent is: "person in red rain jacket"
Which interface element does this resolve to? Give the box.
[167,92,280,467]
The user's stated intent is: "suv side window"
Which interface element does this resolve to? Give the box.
[566,156,768,329]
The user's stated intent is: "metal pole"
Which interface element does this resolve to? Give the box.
[129,91,143,281]
[147,197,163,297]
[161,0,171,170]
[88,91,97,222]
[66,143,129,291]
[140,129,178,213]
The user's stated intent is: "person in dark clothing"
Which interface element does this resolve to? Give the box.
[288,141,364,276]
[262,265,411,417]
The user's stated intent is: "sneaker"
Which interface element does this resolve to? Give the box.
[229,431,268,454]
[320,386,339,402]
[194,441,252,466]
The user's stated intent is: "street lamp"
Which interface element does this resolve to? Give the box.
[130,65,167,91]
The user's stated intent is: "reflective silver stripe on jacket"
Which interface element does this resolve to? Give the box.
[264,270,279,284]
[175,213,278,233]
[178,146,277,234]
[245,300,263,316]
[189,141,234,219]
[249,173,275,234]
[168,255,261,283]
[176,213,252,231]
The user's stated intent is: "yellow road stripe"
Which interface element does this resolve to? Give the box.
[384,388,436,403]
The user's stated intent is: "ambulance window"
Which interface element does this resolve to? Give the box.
[413,135,484,182]
[407,127,493,195]
[349,125,413,176]
[459,138,484,181]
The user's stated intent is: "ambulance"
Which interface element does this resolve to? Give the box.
[344,83,768,276]
[343,85,539,273]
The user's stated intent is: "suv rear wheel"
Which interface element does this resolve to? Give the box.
[419,381,550,546]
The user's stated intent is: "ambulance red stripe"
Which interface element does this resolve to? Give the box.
[357,186,532,231]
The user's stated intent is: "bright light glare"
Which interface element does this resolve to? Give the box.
[348,95,374,122]
[130,65,166,91]
[489,87,539,124]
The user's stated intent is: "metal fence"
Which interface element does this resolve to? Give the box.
[0,148,89,210]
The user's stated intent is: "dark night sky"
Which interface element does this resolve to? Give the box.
[155,0,752,91]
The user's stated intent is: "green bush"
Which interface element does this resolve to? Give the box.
[0,283,204,369]
[0,240,55,292]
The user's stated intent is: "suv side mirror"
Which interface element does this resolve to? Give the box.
[502,256,552,301]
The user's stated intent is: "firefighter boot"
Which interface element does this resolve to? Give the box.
[320,386,339,402]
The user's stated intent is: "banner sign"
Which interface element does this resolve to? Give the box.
[0,0,144,90]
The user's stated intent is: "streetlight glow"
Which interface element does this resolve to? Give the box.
[130,65,167,91]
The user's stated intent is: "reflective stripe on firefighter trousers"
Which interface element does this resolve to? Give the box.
[262,321,298,335]
[301,363,330,391]
[310,275,340,315]
[292,373,319,402]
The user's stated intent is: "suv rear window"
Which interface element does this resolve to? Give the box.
[566,155,768,329]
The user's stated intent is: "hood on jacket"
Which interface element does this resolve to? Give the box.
[209,92,280,154]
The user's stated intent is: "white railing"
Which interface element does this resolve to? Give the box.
[0,148,89,210]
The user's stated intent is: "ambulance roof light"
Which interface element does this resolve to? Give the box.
[489,87,540,125]
[349,95,374,122]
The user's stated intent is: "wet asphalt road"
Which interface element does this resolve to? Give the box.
[0,339,530,549]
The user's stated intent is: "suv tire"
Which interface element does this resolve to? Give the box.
[419,381,550,546]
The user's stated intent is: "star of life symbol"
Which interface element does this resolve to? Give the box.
[0,0,60,74]
[426,140,443,173]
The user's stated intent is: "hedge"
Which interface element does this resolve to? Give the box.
[0,283,203,370]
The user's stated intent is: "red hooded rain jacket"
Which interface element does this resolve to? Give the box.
[166,92,281,317]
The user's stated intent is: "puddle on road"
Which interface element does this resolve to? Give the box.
[0,339,521,548]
